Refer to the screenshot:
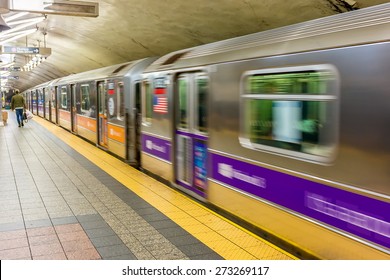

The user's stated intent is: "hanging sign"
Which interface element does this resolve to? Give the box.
[1,76,19,80]
[0,67,22,72]
[1,46,51,55]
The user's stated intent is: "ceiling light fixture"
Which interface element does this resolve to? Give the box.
[0,14,10,31]
[2,12,29,22]
[0,15,45,38]
[0,27,38,44]
[6,0,99,17]
[7,15,46,26]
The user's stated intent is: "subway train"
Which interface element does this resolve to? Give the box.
[24,4,390,259]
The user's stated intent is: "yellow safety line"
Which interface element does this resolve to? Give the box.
[34,117,297,260]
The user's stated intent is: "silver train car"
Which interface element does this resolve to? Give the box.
[24,4,390,259]
[25,58,156,163]
[141,4,389,259]
[26,79,58,123]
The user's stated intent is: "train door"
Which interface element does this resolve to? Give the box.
[42,88,46,118]
[46,87,52,122]
[26,91,32,111]
[44,88,50,121]
[70,84,77,133]
[97,81,108,147]
[134,82,142,166]
[53,86,58,124]
[37,89,44,117]
[31,91,34,112]
[174,73,209,199]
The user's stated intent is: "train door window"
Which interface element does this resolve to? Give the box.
[98,83,105,115]
[195,74,209,133]
[42,89,45,116]
[52,87,57,115]
[240,65,339,163]
[135,83,141,112]
[142,80,153,123]
[54,86,59,114]
[107,82,116,119]
[38,89,44,109]
[178,75,189,129]
[134,82,142,163]
[60,86,67,109]
[32,90,37,110]
[118,82,125,120]
[45,88,50,107]
[51,88,55,103]
[37,89,41,103]
[80,84,91,114]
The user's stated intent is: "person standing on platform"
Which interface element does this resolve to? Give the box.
[11,90,26,127]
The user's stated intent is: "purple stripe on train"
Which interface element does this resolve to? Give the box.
[211,153,390,249]
[141,133,171,162]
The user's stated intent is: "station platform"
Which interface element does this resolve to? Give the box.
[0,110,297,260]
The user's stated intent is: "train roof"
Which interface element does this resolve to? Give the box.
[52,59,145,85]
[24,79,59,93]
[144,3,390,73]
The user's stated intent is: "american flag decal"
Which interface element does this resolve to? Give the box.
[153,96,168,114]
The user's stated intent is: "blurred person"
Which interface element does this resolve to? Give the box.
[11,90,26,127]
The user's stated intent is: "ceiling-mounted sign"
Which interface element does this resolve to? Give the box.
[10,67,21,72]
[1,76,19,80]
[3,46,39,54]
[0,67,21,72]
[1,46,51,55]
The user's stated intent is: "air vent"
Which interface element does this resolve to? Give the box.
[161,52,188,65]
[112,63,130,74]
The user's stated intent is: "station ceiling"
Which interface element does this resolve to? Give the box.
[0,0,388,92]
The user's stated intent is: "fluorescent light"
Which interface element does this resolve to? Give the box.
[0,62,15,68]
[0,28,37,44]
[7,15,46,26]
[3,12,29,22]
[0,16,45,38]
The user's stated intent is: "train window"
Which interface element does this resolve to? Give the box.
[143,80,153,123]
[178,76,189,129]
[240,65,338,163]
[80,84,91,113]
[195,74,209,133]
[118,83,125,120]
[60,87,67,109]
[246,72,328,95]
